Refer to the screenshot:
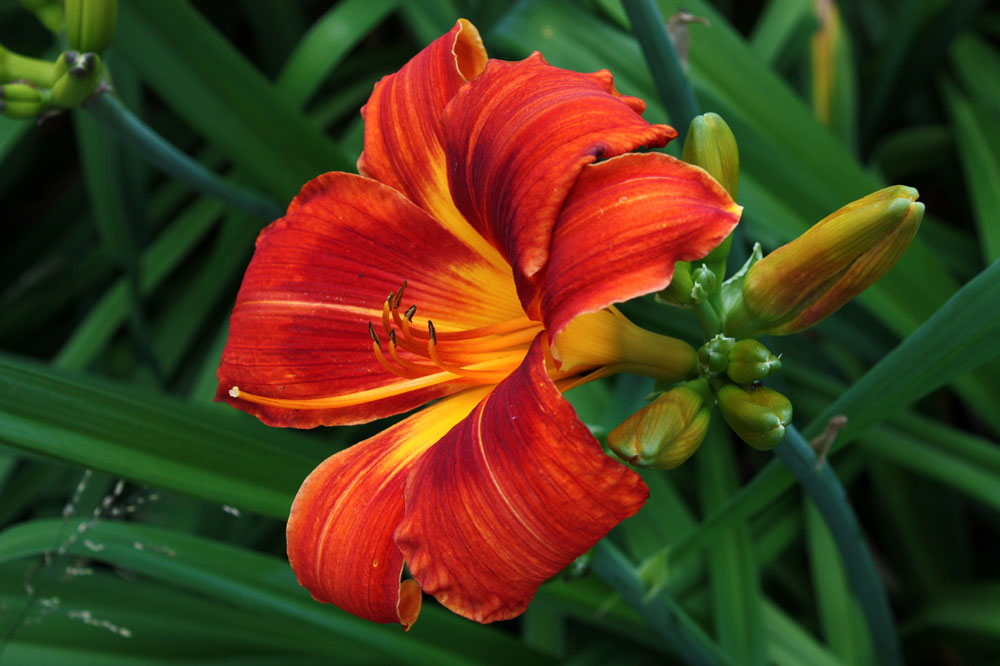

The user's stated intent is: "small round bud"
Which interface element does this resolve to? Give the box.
[716,381,792,451]
[725,339,781,384]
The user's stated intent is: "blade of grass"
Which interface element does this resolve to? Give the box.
[749,0,813,66]
[0,353,320,518]
[942,79,1000,264]
[805,501,874,664]
[115,0,352,202]
[0,519,556,666]
[697,422,766,666]
[277,0,398,107]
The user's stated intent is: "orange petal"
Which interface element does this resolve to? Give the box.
[217,172,522,428]
[357,19,501,265]
[394,337,648,623]
[287,387,490,628]
[541,153,742,339]
[443,53,675,303]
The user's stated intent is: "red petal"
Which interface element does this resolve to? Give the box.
[394,337,648,623]
[217,172,522,428]
[358,19,500,263]
[444,53,675,303]
[541,153,742,340]
[287,388,489,628]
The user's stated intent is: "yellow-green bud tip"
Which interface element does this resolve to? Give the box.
[608,380,712,469]
[716,382,792,451]
[730,185,923,337]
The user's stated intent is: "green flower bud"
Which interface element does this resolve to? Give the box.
[724,186,923,338]
[725,339,781,384]
[49,52,102,109]
[608,379,713,469]
[716,381,792,451]
[697,334,734,376]
[682,112,739,198]
[0,83,44,119]
[683,113,739,279]
[65,0,118,54]
[690,264,716,304]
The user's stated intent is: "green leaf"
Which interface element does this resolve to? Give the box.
[697,423,766,666]
[277,0,399,106]
[115,0,351,202]
[943,80,1000,263]
[0,520,556,666]
[0,353,320,518]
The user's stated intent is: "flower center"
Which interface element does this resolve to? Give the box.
[369,281,544,387]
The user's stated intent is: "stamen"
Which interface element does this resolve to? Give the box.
[404,305,416,321]
[394,280,407,309]
[368,322,381,349]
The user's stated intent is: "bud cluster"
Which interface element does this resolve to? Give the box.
[0,0,116,119]
[610,112,922,465]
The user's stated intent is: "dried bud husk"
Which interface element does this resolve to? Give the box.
[725,339,781,384]
[724,186,923,338]
[608,379,713,469]
[65,0,118,54]
[716,381,792,451]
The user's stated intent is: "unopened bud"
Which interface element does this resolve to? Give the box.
[716,381,792,451]
[697,334,733,376]
[608,379,713,469]
[725,186,923,337]
[683,113,739,279]
[65,0,118,54]
[682,112,739,198]
[725,339,781,384]
[0,83,44,119]
[49,52,102,108]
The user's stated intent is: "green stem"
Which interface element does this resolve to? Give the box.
[773,426,903,666]
[591,540,729,666]
[86,93,283,220]
[692,299,721,338]
[622,0,699,143]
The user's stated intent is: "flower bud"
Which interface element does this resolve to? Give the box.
[49,52,102,109]
[608,379,713,469]
[65,0,118,54]
[682,112,739,198]
[0,83,44,119]
[724,186,923,337]
[697,334,733,376]
[716,381,792,451]
[683,113,739,279]
[725,339,781,385]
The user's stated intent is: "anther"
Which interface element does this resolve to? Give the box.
[368,322,381,349]
[427,320,437,344]
[389,329,397,346]
[394,280,408,309]
[404,305,416,321]
[386,291,395,306]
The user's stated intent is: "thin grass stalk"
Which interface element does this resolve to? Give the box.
[86,93,283,221]
[774,425,902,666]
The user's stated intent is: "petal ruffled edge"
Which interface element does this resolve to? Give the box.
[394,336,649,623]
[286,386,490,628]
[443,53,675,311]
[357,19,501,265]
[541,152,742,340]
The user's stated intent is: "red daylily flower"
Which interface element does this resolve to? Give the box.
[217,20,741,628]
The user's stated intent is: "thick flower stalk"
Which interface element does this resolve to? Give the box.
[217,20,740,628]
